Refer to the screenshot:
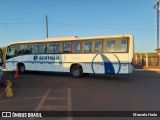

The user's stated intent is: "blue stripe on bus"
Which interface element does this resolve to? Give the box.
[100,54,115,74]
[91,53,116,74]
[113,54,121,74]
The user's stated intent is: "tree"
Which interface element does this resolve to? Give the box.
[0,47,7,61]
[1,47,6,54]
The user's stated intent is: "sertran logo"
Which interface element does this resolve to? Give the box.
[33,56,38,61]
[33,55,59,61]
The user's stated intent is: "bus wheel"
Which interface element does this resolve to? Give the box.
[71,65,83,78]
[18,64,25,74]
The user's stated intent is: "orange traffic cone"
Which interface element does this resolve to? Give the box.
[15,65,19,78]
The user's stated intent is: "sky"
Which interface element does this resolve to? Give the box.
[0,0,158,52]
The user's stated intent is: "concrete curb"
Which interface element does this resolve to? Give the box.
[3,69,14,72]
[3,69,160,72]
[134,69,160,71]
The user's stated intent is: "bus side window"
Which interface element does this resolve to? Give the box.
[63,42,71,53]
[32,44,38,54]
[54,43,62,54]
[108,40,116,52]
[121,39,127,52]
[82,41,92,53]
[46,43,54,54]
[39,43,46,54]
[103,39,116,52]
[93,40,102,53]
[72,42,80,53]
[25,44,32,54]
[17,44,25,55]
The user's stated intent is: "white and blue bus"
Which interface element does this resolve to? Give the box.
[5,34,134,77]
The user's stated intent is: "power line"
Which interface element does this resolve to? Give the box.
[0,22,44,24]
[0,16,43,19]
[53,22,155,31]
[0,21,156,31]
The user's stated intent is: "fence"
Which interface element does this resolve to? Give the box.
[133,53,159,67]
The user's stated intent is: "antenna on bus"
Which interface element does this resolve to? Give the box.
[46,15,48,38]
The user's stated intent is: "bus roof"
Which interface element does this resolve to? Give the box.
[8,34,133,45]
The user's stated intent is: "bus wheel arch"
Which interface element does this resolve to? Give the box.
[70,63,83,78]
[17,62,25,73]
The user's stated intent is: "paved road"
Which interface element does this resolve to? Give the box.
[0,71,160,120]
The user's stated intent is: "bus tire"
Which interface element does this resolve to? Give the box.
[18,64,25,74]
[70,65,83,78]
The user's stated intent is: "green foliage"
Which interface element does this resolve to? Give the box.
[0,47,7,54]
[0,47,7,60]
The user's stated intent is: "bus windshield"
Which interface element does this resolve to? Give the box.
[6,45,16,59]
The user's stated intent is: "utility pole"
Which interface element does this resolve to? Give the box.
[154,0,160,66]
[156,1,159,51]
[46,15,48,38]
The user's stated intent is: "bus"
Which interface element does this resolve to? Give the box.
[5,34,134,77]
